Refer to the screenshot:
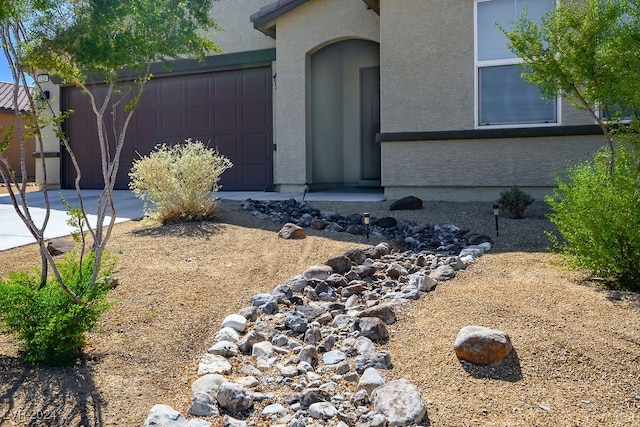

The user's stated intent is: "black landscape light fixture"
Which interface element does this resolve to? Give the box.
[363,212,370,240]
[493,204,500,237]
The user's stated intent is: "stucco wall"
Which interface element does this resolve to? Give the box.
[380,0,475,133]
[273,0,380,192]
[209,0,276,53]
[382,133,606,202]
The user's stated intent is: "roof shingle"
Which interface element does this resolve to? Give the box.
[0,82,31,112]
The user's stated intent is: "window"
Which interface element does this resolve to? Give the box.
[475,0,558,127]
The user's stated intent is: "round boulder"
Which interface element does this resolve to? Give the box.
[454,325,513,365]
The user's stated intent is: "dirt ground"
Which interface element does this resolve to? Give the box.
[0,198,639,426]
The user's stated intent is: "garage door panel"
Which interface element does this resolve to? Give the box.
[186,75,212,101]
[214,134,239,156]
[137,107,159,131]
[63,67,272,190]
[213,104,239,129]
[161,79,184,103]
[187,105,211,129]
[243,163,270,188]
[214,74,239,98]
[242,133,269,156]
[242,69,269,96]
[242,102,268,128]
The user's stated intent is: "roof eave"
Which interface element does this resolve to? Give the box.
[362,0,380,15]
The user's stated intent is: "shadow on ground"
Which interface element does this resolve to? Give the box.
[131,220,223,239]
[0,354,103,427]
[458,349,523,382]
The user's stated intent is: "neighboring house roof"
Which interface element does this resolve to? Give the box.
[0,82,30,112]
[251,0,379,37]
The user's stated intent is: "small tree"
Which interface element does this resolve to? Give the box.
[502,0,640,289]
[502,0,640,163]
[0,0,221,363]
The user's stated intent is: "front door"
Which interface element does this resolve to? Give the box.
[361,66,381,181]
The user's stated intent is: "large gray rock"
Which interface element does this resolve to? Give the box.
[187,392,218,417]
[371,379,426,426]
[284,311,309,333]
[355,351,392,374]
[217,382,254,411]
[389,196,423,211]
[429,265,456,282]
[142,404,189,427]
[454,325,513,365]
[357,317,389,342]
[251,293,279,314]
[325,255,352,274]
[357,304,397,325]
[303,264,334,280]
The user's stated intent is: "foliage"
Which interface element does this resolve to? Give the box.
[502,0,640,157]
[546,141,640,290]
[0,251,115,365]
[497,186,535,219]
[129,139,233,224]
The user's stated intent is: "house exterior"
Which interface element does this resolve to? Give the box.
[37,0,605,201]
[0,82,35,181]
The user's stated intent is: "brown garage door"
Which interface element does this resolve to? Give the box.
[62,67,273,191]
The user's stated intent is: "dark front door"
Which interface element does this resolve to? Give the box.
[361,66,381,181]
[62,67,273,191]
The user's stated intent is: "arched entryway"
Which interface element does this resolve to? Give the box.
[308,39,380,189]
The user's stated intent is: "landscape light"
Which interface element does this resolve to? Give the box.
[363,212,370,240]
[493,204,500,237]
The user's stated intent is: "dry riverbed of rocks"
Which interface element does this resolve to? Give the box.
[142,198,513,427]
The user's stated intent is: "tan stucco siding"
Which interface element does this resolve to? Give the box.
[209,0,276,53]
[274,0,380,190]
[379,0,599,132]
[380,0,475,133]
[381,134,606,201]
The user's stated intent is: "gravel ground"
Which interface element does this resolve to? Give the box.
[0,198,638,427]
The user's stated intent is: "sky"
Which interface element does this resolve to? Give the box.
[0,54,34,85]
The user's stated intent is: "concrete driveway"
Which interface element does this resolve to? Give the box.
[0,188,384,251]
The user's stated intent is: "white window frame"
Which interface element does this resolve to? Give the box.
[474,0,561,129]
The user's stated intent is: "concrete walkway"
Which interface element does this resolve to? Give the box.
[0,188,384,251]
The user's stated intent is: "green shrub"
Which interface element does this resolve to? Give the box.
[0,251,114,366]
[497,186,535,218]
[546,142,640,290]
[129,139,233,224]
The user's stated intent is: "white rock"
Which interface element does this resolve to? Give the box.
[261,403,287,416]
[236,376,259,388]
[252,341,274,359]
[215,327,240,343]
[198,354,232,375]
[323,350,346,365]
[308,401,338,420]
[191,374,226,395]
[371,379,426,426]
[222,314,247,332]
[142,404,189,427]
[208,341,239,357]
[358,367,385,396]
